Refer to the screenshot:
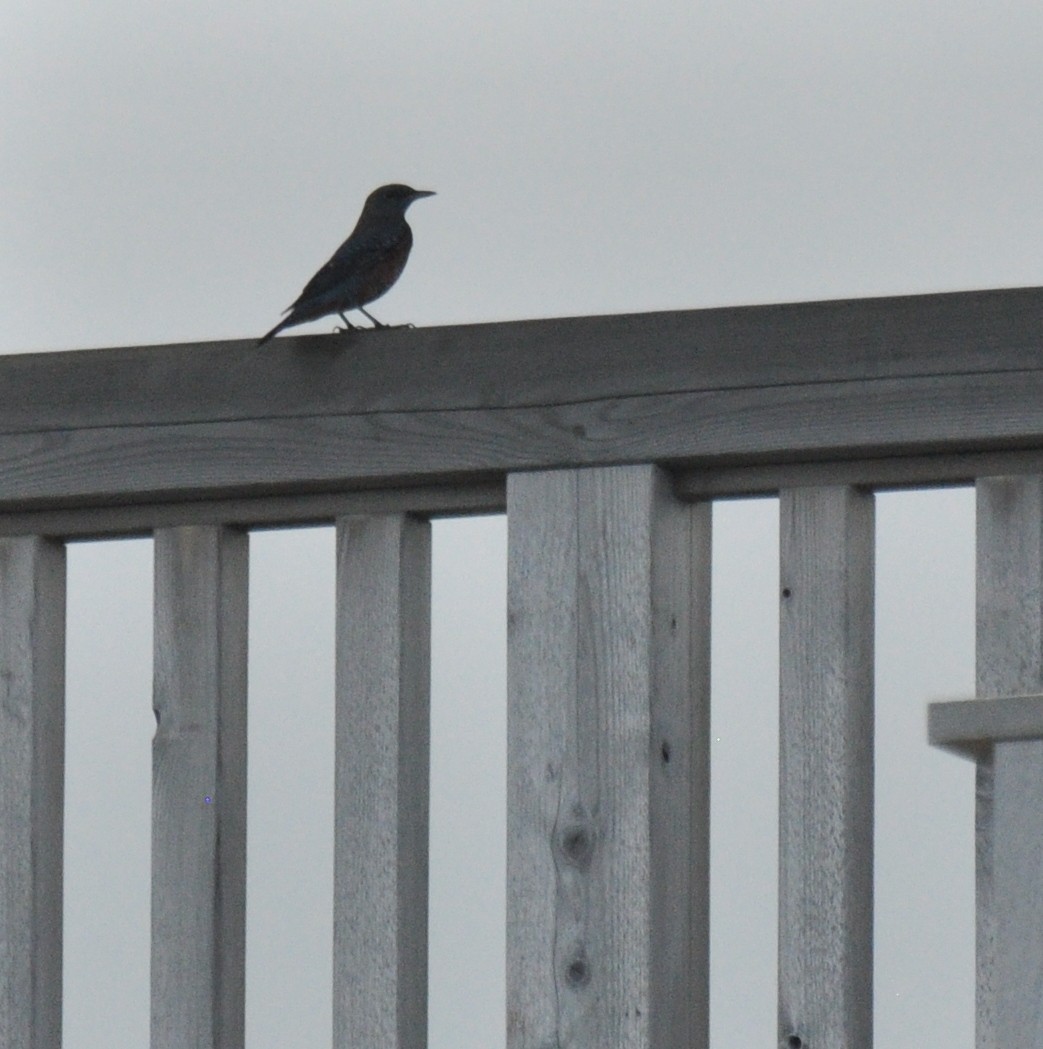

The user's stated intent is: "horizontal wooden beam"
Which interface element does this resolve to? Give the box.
[4,286,1043,527]
[928,695,1043,761]
[0,483,505,540]
[676,448,1043,499]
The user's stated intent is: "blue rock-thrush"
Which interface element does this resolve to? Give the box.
[258,183,434,345]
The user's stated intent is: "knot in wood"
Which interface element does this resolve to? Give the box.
[556,821,595,869]
[563,946,591,989]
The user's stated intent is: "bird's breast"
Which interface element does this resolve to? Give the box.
[356,232,413,305]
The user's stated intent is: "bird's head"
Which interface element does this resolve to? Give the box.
[364,183,436,217]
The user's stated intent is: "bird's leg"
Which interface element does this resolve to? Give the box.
[359,306,415,330]
[358,306,388,329]
[333,311,358,333]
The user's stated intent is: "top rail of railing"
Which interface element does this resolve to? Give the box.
[2,284,1042,536]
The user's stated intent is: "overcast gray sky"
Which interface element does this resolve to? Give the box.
[4,2,1040,1046]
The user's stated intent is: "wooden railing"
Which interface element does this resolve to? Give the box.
[3,285,1043,1048]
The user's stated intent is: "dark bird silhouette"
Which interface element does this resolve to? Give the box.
[258,183,435,346]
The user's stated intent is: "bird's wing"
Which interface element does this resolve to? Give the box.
[290,224,411,309]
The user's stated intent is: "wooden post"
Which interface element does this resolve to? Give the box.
[333,515,431,1049]
[930,689,1043,1045]
[0,536,65,1049]
[151,526,248,1049]
[973,477,1043,1048]
[506,465,710,1049]
[778,486,875,1049]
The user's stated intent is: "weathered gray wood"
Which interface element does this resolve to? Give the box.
[3,287,1043,514]
[0,536,65,1049]
[929,694,1043,760]
[973,477,1043,1048]
[333,515,431,1049]
[17,442,1043,540]
[0,482,504,540]
[17,444,1043,540]
[151,526,248,1049]
[2,286,1040,431]
[778,486,874,1049]
[506,465,709,1049]
[2,370,1043,512]
[677,447,1043,499]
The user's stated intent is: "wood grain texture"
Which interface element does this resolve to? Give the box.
[0,482,505,540]
[334,515,431,1049]
[506,466,710,1049]
[151,526,248,1049]
[3,286,1043,518]
[2,286,1041,430]
[973,478,1043,1048]
[677,447,1043,499]
[0,537,65,1049]
[8,285,1040,427]
[778,487,874,1049]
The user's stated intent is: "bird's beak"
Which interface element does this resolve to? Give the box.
[412,190,436,199]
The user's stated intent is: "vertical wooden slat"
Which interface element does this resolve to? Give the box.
[333,514,431,1049]
[506,465,709,1049]
[975,477,1043,1048]
[151,526,248,1049]
[778,486,874,1049]
[0,536,65,1049]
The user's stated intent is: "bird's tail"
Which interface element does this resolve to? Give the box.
[256,317,291,347]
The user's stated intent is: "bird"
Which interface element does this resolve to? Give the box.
[257,183,435,346]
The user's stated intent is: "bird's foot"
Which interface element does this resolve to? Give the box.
[359,307,404,330]
[332,312,414,333]
[363,320,415,331]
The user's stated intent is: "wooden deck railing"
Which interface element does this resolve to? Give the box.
[3,285,1043,1048]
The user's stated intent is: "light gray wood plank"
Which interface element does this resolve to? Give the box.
[151,526,248,1049]
[990,739,1043,1047]
[677,448,1043,499]
[2,369,1043,513]
[928,694,1043,760]
[0,536,65,1049]
[778,486,874,1049]
[506,466,709,1049]
[0,482,505,540]
[973,477,1043,1049]
[16,441,1043,538]
[3,287,1043,514]
[20,443,1043,540]
[333,515,431,1049]
[2,286,1040,432]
